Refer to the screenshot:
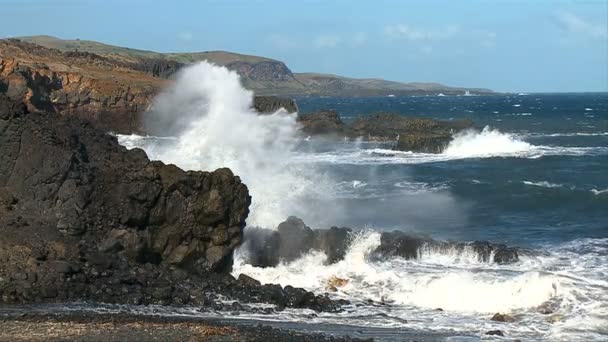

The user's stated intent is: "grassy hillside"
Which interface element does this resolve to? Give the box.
[16,35,494,96]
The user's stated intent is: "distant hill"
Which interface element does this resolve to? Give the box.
[17,35,494,96]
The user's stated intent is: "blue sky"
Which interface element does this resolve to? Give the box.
[1,0,606,92]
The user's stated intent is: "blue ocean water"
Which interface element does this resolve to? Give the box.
[295,93,608,247]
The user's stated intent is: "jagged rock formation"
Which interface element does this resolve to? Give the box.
[0,96,344,312]
[242,217,520,268]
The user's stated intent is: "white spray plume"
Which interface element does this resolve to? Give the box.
[146,61,326,228]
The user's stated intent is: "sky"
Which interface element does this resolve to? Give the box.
[1,0,607,92]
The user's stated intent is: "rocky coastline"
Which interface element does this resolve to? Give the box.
[0,38,519,341]
[0,94,346,317]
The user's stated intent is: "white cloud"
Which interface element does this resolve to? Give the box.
[384,24,460,41]
[555,10,607,39]
[177,31,193,42]
[314,34,341,48]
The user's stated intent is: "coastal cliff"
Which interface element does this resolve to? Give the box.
[0,39,298,134]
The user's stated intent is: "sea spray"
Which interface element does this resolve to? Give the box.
[137,62,330,228]
[444,126,533,157]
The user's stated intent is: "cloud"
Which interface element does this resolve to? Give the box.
[314,34,341,48]
[384,24,460,41]
[555,10,607,39]
[177,31,193,42]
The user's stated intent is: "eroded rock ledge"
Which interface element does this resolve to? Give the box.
[0,95,344,312]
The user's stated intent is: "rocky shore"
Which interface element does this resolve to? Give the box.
[0,94,345,316]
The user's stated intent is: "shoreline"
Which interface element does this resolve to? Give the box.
[0,304,473,342]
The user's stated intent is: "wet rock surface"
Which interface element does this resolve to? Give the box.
[242,217,520,268]
[0,95,345,313]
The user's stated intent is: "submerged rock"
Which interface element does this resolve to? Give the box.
[485,330,505,336]
[491,313,516,323]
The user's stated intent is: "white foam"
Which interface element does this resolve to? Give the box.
[234,235,608,340]
[443,126,533,158]
[591,188,608,196]
[523,181,565,189]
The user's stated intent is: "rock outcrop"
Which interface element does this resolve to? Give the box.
[0,96,346,312]
[0,39,164,133]
[243,217,353,267]
[297,110,345,135]
[242,217,520,268]
[297,110,474,153]
[253,95,298,114]
[349,113,474,153]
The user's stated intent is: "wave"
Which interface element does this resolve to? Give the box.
[591,188,608,196]
[523,181,565,189]
[524,132,608,137]
[234,234,608,340]
[443,126,534,157]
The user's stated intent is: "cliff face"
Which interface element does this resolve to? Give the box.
[0,39,167,133]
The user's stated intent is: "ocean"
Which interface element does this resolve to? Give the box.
[118,66,607,341]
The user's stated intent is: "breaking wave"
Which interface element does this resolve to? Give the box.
[234,234,608,340]
[443,126,533,157]
[118,62,329,228]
